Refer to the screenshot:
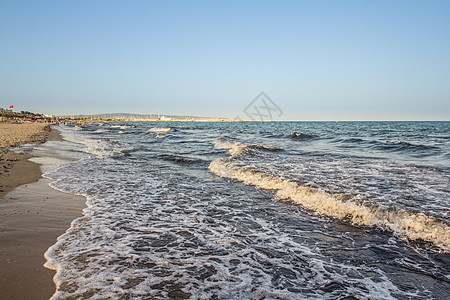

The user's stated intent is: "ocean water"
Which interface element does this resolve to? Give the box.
[43,121,449,299]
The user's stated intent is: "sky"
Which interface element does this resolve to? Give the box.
[1,0,449,120]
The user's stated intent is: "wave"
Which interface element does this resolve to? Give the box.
[93,129,109,134]
[159,154,199,164]
[148,127,172,133]
[65,125,135,158]
[334,137,441,155]
[375,140,440,153]
[82,138,135,158]
[213,139,283,157]
[290,132,317,140]
[111,125,136,130]
[209,158,450,252]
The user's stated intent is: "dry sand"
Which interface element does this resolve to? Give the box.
[0,123,51,149]
[0,123,84,300]
[0,123,62,198]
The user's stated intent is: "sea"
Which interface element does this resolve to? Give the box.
[40,121,449,299]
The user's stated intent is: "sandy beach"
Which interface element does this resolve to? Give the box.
[0,123,84,300]
[0,123,58,198]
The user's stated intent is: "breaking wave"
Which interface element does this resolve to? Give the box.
[209,158,450,252]
[213,139,282,157]
[81,138,135,158]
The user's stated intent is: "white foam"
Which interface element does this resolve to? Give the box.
[149,127,171,133]
[213,139,281,157]
[94,128,108,133]
[213,140,248,156]
[209,158,450,252]
[57,124,135,158]
[82,139,132,158]
[111,125,134,129]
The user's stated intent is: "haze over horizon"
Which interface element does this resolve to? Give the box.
[1,0,449,121]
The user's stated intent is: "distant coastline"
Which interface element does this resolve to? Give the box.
[60,113,246,123]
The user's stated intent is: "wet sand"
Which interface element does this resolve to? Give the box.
[0,124,84,299]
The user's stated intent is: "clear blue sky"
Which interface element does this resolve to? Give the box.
[1,0,449,120]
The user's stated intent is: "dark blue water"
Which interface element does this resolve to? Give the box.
[44,121,449,299]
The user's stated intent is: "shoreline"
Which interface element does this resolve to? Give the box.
[0,124,85,300]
